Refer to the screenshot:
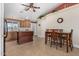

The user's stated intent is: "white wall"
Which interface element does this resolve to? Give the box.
[31,23,37,35]
[37,4,79,48]
[0,3,4,56]
[4,3,61,21]
[37,19,42,37]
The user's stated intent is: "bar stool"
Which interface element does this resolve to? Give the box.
[45,29,53,44]
[50,29,63,49]
[62,29,73,52]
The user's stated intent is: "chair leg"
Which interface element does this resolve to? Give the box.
[50,38,52,47]
[66,40,69,53]
[69,39,73,51]
[45,37,47,44]
[70,44,73,51]
[62,39,65,46]
[70,42,73,51]
[55,40,58,49]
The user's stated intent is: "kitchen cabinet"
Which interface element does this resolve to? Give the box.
[20,20,31,27]
[6,32,17,41]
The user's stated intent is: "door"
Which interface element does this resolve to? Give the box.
[31,23,37,35]
[37,22,42,37]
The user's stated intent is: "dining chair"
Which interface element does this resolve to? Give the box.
[68,29,73,51]
[50,31,58,49]
[50,29,57,47]
[50,29,63,49]
[45,29,53,44]
[62,29,73,52]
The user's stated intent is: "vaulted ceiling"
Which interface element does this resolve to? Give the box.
[4,3,61,21]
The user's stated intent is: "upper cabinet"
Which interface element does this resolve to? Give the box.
[20,20,31,28]
[5,18,31,28]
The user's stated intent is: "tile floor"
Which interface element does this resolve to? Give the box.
[5,37,79,56]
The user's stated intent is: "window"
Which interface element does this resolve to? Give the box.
[7,20,19,31]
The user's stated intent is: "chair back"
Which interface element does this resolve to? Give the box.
[70,29,73,38]
[52,29,63,39]
[46,29,53,32]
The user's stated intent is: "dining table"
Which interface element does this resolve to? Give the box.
[45,30,71,52]
[55,32,71,52]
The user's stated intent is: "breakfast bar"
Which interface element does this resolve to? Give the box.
[17,31,34,44]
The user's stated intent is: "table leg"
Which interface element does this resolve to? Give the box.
[59,36,62,47]
[66,35,69,53]
[60,40,62,47]
[66,40,68,52]
[45,37,47,44]
[50,37,52,47]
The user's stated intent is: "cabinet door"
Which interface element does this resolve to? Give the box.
[20,20,31,27]
[20,20,25,27]
[26,20,31,27]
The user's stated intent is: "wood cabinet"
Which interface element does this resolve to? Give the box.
[17,31,34,44]
[6,32,17,41]
[20,20,31,27]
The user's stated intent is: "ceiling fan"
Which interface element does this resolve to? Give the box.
[22,3,40,12]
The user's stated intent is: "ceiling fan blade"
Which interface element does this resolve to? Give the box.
[21,4,30,7]
[30,3,34,6]
[32,8,36,12]
[34,7,40,9]
[25,8,30,11]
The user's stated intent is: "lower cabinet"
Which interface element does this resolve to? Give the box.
[6,32,17,41]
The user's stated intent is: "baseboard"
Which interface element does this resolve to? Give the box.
[73,45,79,48]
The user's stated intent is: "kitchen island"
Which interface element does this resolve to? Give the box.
[17,31,34,44]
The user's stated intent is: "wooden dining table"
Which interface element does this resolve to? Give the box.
[45,31,71,52]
